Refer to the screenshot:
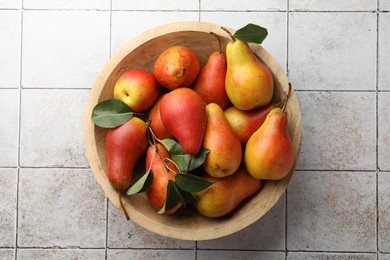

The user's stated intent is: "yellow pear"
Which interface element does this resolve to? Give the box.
[202,103,242,178]
[244,107,295,180]
[225,39,274,110]
[194,168,262,218]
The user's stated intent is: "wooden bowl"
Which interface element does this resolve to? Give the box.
[84,21,302,240]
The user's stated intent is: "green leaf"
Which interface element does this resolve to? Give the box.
[126,169,154,195]
[157,180,181,214]
[190,147,210,170]
[160,138,178,151]
[169,143,210,172]
[234,23,268,44]
[173,182,196,207]
[91,98,133,128]
[175,173,213,193]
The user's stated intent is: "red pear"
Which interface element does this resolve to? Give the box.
[202,103,242,178]
[154,46,200,90]
[244,107,295,180]
[194,168,262,218]
[106,117,148,191]
[146,143,183,214]
[224,103,276,146]
[147,95,173,140]
[159,88,206,155]
[193,34,229,109]
[113,69,159,112]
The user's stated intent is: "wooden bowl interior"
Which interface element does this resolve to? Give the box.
[84,22,302,241]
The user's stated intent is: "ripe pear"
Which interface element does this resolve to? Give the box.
[225,39,274,110]
[147,95,173,140]
[202,103,242,178]
[244,107,295,180]
[224,103,276,146]
[106,117,148,191]
[194,168,262,218]
[159,88,206,155]
[113,69,160,112]
[192,39,229,109]
[154,46,200,90]
[146,143,183,214]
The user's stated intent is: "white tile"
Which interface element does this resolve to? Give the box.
[107,203,195,249]
[0,0,21,8]
[0,89,19,167]
[112,0,198,10]
[379,92,390,170]
[380,0,390,10]
[379,13,390,90]
[0,250,14,260]
[17,168,106,248]
[379,172,390,252]
[23,0,110,10]
[297,91,376,170]
[289,0,376,11]
[289,12,376,91]
[287,171,377,252]
[111,11,199,55]
[22,10,110,88]
[0,168,17,247]
[288,252,377,260]
[20,89,89,167]
[0,10,21,88]
[198,197,285,250]
[17,249,105,260]
[201,0,286,11]
[200,12,287,71]
[107,249,195,260]
[198,251,285,260]
[380,254,390,260]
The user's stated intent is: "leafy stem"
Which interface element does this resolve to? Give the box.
[221,26,235,42]
[147,126,180,175]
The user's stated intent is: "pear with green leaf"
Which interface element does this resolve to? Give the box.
[224,25,274,110]
[145,143,183,214]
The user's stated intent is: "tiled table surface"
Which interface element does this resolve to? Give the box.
[1,1,389,259]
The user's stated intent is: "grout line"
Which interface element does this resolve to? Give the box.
[109,0,113,59]
[10,166,91,169]
[14,2,24,258]
[376,1,380,258]
[19,8,111,12]
[105,198,109,260]
[294,169,377,173]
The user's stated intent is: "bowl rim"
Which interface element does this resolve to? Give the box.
[84,21,302,240]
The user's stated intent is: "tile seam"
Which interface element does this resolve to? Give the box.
[15,0,23,258]
[375,0,380,258]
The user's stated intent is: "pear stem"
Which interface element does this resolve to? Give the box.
[147,126,180,175]
[176,67,186,78]
[147,126,163,145]
[281,83,292,113]
[118,192,130,220]
[210,31,222,53]
[164,160,179,175]
[221,27,236,42]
